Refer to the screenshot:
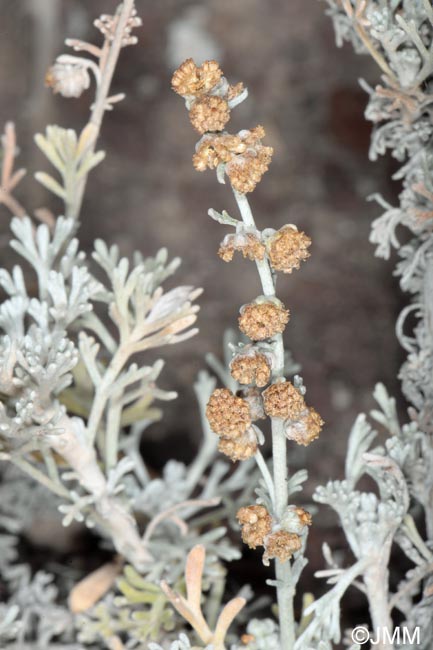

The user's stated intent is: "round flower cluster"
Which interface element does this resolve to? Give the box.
[266,225,312,274]
[171,59,245,135]
[230,345,273,388]
[285,406,324,446]
[237,505,312,565]
[172,59,223,98]
[237,505,272,549]
[262,381,305,419]
[206,388,258,461]
[238,299,290,341]
[263,381,324,446]
[262,531,302,565]
[193,126,273,193]
[206,388,251,436]
[189,95,230,134]
[172,59,273,192]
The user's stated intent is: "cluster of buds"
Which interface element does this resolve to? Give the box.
[46,5,142,100]
[94,7,142,47]
[206,388,261,461]
[263,380,323,446]
[237,504,312,566]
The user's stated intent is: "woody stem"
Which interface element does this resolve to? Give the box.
[232,188,295,649]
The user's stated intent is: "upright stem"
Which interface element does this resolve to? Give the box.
[232,188,295,649]
[68,0,135,221]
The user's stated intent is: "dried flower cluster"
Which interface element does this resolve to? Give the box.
[262,381,306,420]
[229,346,272,388]
[218,231,266,263]
[263,380,323,446]
[238,299,290,341]
[266,225,311,273]
[237,504,311,566]
[173,58,323,649]
[171,59,223,97]
[263,531,302,565]
[172,58,245,138]
[206,388,258,461]
[193,126,273,193]
[237,505,272,548]
[206,388,250,433]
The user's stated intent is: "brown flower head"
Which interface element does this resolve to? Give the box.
[266,225,312,274]
[230,346,272,387]
[193,133,247,172]
[263,531,302,565]
[172,59,222,97]
[206,388,251,437]
[226,127,273,194]
[239,300,290,341]
[192,126,272,193]
[285,407,324,446]
[189,96,230,134]
[262,381,305,420]
[237,505,272,549]
[218,427,258,461]
[227,149,272,194]
[218,232,265,263]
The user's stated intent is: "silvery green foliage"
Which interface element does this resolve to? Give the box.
[74,358,259,648]
[300,1,433,648]
[0,205,237,645]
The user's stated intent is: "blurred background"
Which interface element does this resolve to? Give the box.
[0,0,405,625]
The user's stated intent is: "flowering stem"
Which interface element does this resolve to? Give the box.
[232,188,295,649]
[232,190,275,295]
[68,0,135,221]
